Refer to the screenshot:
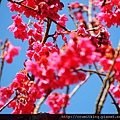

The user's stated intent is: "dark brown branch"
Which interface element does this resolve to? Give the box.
[76,67,106,76]
[0,96,16,112]
[8,0,35,10]
[109,92,120,114]
[101,0,111,7]
[63,86,69,114]
[48,17,70,32]
[8,0,25,4]
[102,0,107,6]
[41,18,52,44]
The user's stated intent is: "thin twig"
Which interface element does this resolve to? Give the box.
[86,26,100,32]
[0,40,7,86]
[68,4,78,28]
[63,86,69,113]
[8,0,35,10]
[0,96,16,112]
[33,91,51,114]
[41,18,52,44]
[76,67,106,76]
[0,45,4,84]
[88,0,94,35]
[109,93,120,114]
[48,17,70,32]
[8,0,25,3]
[69,73,91,98]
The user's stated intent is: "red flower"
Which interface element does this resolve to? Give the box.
[57,14,68,31]
[46,92,69,113]
[4,41,21,63]
[8,14,28,41]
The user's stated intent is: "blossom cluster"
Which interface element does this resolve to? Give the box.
[92,0,120,27]
[25,33,101,89]
[45,92,69,114]
[4,40,21,63]
[8,14,28,41]
[8,14,44,42]
[0,70,44,114]
[8,0,64,20]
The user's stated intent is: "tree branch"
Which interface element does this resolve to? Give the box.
[76,67,106,76]
[94,63,120,114]
[68,4,78,28]
[0,40,8,86]
[0,96,16,112]
[63,86,69,114]
[33,90,51,114]
[88,0,94,35]
[69,73,91,98]
[95,41,120,114]
[0,45,4,86]
[41,18,52,44]
[48,17,70,32]
[8,0,35,10]
[95,73,115,114]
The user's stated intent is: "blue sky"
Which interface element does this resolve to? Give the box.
[0,0,120,114]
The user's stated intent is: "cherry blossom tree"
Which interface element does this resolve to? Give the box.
[0,0,120,114]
